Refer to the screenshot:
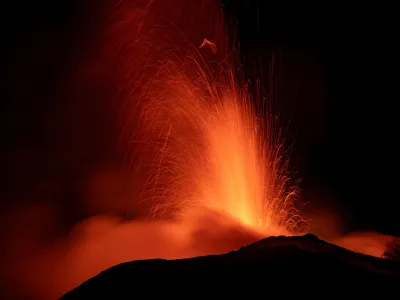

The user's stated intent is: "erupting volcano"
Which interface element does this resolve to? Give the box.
[2,1,399,299]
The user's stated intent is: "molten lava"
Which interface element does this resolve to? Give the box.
[114,0,307,238]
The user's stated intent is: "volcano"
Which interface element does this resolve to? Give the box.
[60,234,400,299]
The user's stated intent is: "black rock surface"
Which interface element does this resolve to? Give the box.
[60,234,400,299]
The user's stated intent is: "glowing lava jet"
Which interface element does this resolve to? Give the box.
[113,0,308,239]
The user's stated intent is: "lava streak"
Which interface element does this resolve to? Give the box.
[113,0,307,236]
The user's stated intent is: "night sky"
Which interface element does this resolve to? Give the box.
[1,1,399,235]
[227,1,399,234]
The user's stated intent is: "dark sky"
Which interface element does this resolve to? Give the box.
[1,1,399,235]
[225,1,399,234]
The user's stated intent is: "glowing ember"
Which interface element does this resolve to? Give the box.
[200,38,217,53]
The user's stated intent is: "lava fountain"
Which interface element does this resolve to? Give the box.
[112,0,308,237]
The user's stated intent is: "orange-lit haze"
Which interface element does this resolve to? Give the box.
[0,1,393,299]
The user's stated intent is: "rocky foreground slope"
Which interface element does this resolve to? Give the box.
[61,234,400,299]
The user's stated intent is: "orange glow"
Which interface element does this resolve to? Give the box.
[114,0,307,238]
[120,44,306,237]
[200,38,217,53]
[2,1,392,300]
